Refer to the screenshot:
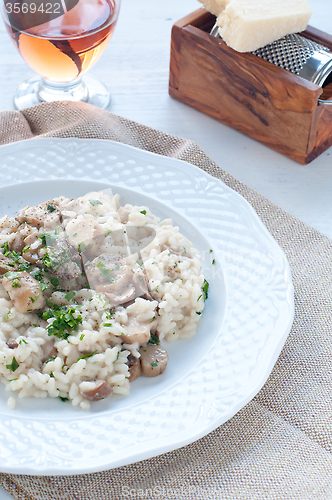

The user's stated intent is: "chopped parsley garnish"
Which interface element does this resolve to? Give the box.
[42,244,70,272]
[89,199,103,206]
[140,210,147,215]
[42,306,82,340]
[6,357,19,372]
[65,292,76,301]
[1,243,20,263]
[104,229,112,237]
[47,204,57,213]
[8,378,18,382]
[209,249,213,253]
[19,339,28,345]
[79,334,85,341]
[30,294,39,303]
[4,271,22,280]
[202,279,209,301]
[103,323,113,327]
[105,311,114,319]
[149,316,156,324]
[39,232,58,245]
[96,261,115,282]
[40,282,49,291]
[49,372,54,378]
[151,362,158,367]
[22,246,30,253]
[50,277,59,288]
[147,334,160,345]
[11,282,21,288]
[30,269,43,281]
[212,259,216,265]
[114,351,120,362]
[197,294,203,302]
[45,356,56,364]
[196,311,202,315]
[18,262,32,272]
[78,242,86,253]
[77,351,96,361]
[58,396,69,402]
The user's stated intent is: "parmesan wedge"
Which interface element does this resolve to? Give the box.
[199,0,313,52]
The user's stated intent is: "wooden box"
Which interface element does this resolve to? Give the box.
[169,8,332,164]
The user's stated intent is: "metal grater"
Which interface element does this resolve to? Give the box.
[210,24,332,104]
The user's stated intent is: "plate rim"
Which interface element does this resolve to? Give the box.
[0,137,294,475]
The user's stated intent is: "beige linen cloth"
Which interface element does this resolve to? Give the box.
[0,101,331,500]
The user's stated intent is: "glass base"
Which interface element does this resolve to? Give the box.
[13,75,111,110]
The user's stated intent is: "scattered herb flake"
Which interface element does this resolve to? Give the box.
[149,316,156,324]
[45,356,56,364]
[196,311,202,315]
[147,334,160,345]
[89,199,103,206]
[6,357,19,372]
[151,362,158,367]
[202,279,209,301]
[58,396,69,402]
[47,204,57,212]
[103,323,113,327]
[19,339,28,345]
[77,350,97,361]
[212,259,216,265]
[65,292,76,301]
[11,282,21,288]
[50,277,59,288]
[79,334,85,341]
[140,210,147,215]
[4,271,22,280]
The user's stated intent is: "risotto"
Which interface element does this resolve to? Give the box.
[0,191,207,410]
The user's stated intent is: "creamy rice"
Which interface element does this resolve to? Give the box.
[0,191,206,410]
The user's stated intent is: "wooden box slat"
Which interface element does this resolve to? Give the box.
[169,8,332,164]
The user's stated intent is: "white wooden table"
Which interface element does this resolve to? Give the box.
[0,0,331,497]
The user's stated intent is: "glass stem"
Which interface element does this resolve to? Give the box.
[38,77,89,103]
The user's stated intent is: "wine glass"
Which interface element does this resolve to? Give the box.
[2,0,121,109]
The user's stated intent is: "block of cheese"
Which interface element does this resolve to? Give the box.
[198,0,312,52]
[197,0,229,16]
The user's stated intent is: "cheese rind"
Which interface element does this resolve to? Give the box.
[199,0,313,52]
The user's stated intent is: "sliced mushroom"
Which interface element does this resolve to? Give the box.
[126,353,142,382]
[42,237,82,280]
[66,219,105,259]
[16,200,61,229]
[6,339,18,349]
[41,341,57,364]
[139,344,169,377]
[22,232,41,265]
[85,253,152,306]
[8,233,25,254]
[0,254,18,275]
[121,316,154,346]
[1,271,45,313]
[79,380,112,401]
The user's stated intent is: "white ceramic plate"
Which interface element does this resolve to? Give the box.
[0,138,294,475]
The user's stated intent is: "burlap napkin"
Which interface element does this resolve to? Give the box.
[0,101,331,500]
